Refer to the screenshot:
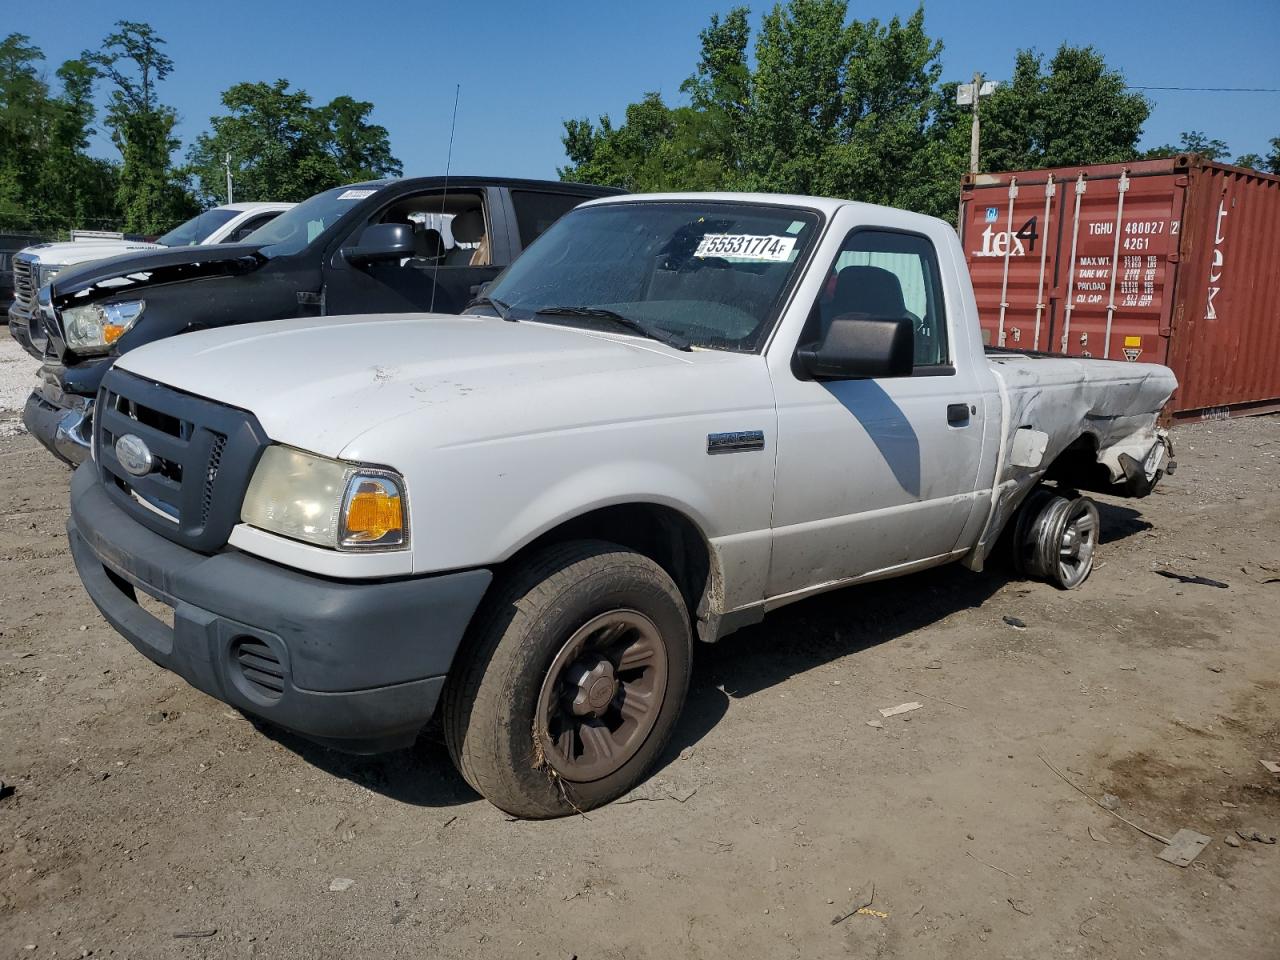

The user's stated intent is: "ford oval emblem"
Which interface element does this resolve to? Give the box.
[114,433,154,477]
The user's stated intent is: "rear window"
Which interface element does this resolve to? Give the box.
[510,191,587,246]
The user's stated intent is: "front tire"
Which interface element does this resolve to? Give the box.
[441,540,692,818]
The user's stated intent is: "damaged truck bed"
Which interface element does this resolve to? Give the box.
[964,350,1175,573]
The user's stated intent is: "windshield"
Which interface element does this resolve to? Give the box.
[156,208,238,247]
[473,201,822,352]
[242,183,383,257]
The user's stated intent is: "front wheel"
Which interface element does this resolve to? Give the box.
[441,540,692,818]
[1012,489,1100,590]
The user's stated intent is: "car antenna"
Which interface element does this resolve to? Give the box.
[429,84,460,314]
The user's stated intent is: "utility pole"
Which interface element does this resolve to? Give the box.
[955,73,998,232]
[224,152,234,205]
[969,70,983,174]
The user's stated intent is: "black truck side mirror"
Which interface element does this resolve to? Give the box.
[342,223,416,265]
[797,315,914,380]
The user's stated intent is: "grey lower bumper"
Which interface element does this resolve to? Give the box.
[68,463,493,753]
[8,302,44,358]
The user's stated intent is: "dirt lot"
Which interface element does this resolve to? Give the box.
[1,370,1277,958]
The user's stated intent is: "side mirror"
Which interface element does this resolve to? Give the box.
[342,223,416,265]
[798,315,914,380]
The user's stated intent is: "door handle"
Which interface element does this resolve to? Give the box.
[947,402,972,426]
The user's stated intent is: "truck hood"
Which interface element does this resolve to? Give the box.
[51,243,265,306]
[23,239,163,269]
[114,313,748,458]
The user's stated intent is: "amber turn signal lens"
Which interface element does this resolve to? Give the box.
[103,323,127,344]
[342,482,404,545]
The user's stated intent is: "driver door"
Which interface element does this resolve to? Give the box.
[765,217,990,597]
[322,187,507,316]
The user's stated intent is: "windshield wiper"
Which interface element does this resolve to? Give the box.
[532,306,692,351]
[464,295,513,320]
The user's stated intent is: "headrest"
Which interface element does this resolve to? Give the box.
[418,227,446,260]
[832,265,907,319]
[451,209,485,244]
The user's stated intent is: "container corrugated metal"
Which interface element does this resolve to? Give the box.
[960,155,1280,421]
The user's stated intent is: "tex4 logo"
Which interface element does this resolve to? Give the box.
[974,216,1040,257]
[1204,200,1228,321]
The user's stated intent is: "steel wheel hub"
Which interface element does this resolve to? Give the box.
[535,609,669,783]
[1020,491,1099,590]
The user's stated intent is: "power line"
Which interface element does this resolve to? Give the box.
[1126,85,1280,93]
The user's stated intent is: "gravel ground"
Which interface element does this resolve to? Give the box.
[1,378,1278,958]
[0,337,39,435]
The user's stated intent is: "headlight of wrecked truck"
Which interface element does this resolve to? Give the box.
[36,264,61,287]
[241,445,409,551]
[61,300,145,353]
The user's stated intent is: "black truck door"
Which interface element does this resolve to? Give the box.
[322,186,512,316]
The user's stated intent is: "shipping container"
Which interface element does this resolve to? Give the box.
[959,155,1280,422]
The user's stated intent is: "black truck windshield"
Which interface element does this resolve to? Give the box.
[156,208,238,247]
[472,201,822,352]
[243,184,382,257]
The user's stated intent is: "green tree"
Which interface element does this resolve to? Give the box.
[679,7,752,185]
[1143,130,1231,161]
[559,7,1156,223]
[0,33,50,229]
[744,0,851,195]
[980,45,1151,171]
[560,93,731,192]
[0,34,119,232]
[187,80,401,204]
[85,21,195,233]
[815,8,953,214]
[320,95,401,183]
[560,3,964,219]
[33,59,120,231]
[1234,137,1280,173]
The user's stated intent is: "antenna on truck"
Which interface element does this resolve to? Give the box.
[429,84,461,313]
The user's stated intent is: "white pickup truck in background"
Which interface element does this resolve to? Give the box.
[66,191,1175,818]
[7,202,293,358]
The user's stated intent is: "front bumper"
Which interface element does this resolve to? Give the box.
[8,301,41,357]
[68,463,493,753]
[24,389,92,466]
[23,360,114,467]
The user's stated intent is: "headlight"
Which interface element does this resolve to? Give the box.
[240,445,408,551]
[62,300,145,353]
[35,264,61,287]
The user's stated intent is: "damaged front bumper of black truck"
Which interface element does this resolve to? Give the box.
[22,279,133,467]
[23,357,108,467]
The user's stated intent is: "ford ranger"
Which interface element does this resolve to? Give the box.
[23,178,618,465]
[66,192,1176,818]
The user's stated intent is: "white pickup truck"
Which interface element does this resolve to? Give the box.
[67,192,1176,817]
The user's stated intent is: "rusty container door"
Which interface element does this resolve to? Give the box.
[961,158,1184,363]
[960,174,1064,351]
[1164,162,1280,420]
[1051,168,1182,363]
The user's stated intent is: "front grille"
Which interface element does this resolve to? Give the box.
[202,434,228,524]
[232,637,285,701]
[12,256,35,308]
[97,369,269,552]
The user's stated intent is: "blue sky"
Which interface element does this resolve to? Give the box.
[17,0,1280,183]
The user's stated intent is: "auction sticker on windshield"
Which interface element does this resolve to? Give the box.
[337,189,377,200]
[694,234,797,261]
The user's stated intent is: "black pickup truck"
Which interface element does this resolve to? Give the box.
[24,176,621,464]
